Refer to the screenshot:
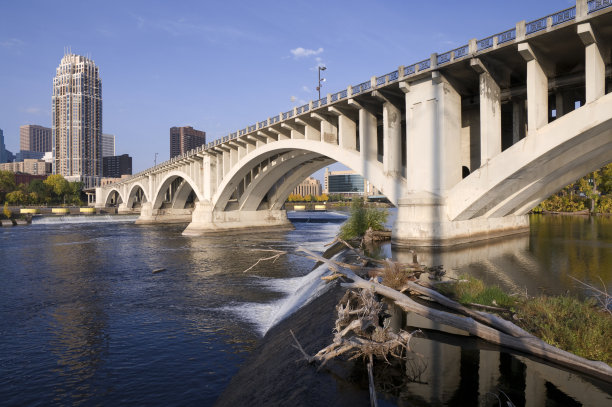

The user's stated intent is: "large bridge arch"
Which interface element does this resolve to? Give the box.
[449,92,612,221]
[212,139,405,212]
[152,171,203,210]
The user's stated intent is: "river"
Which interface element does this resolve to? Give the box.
[1,212,611,406]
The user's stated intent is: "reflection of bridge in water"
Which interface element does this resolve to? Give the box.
[98,1,612,246]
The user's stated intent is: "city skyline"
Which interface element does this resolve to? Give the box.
[0,0,572,175]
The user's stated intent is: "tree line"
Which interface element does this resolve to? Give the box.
[0,171,85,206]
[534,163,612,213]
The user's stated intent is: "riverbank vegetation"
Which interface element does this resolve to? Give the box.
[339,197,388,240]
[533,163,612,214]
[438,275,612,365]
[0,171,84,206]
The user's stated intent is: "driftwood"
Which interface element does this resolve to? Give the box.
[296,247,612,383]
[291,286,420,407]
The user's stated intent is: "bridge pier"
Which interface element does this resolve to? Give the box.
[134,202,193,224]
[182,201,293,236]
[392,193,529,247]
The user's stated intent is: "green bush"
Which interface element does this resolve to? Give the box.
[339,198,388,240]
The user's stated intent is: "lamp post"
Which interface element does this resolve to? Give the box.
[154,152,158,166]
[317,66,326,100]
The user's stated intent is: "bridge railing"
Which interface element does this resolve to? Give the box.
[113,2,610,187]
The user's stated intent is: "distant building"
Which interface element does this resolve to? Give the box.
[292,177,322,197]
[52,53,102,188]
[20,124,52,153]
[103,154,132,178]
[170,126,206,158]
[16,150,45,162]
[102,133,115,157]
[0,159,51,176]
[0,128,6,163]
[324,168,378,197]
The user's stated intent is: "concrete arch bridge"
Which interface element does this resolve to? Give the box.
[97,1,612,246]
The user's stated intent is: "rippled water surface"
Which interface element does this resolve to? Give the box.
[0,213,344,406]
[1,212,611,406]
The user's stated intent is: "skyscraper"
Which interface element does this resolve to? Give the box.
[170,126,206,158]
[52,53,102,187]
[20,124,52,153]
[0,128,6,163]
[101,133,115,157]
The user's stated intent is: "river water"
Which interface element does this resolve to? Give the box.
[1,212,611,406]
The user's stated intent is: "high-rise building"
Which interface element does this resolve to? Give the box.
[0,128,6,163]
[103,154,132,178]
[101,133,115,157]
[170,126,206,158]
[20,125,52,153]
[52,53,102,188]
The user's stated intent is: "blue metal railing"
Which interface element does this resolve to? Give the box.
[589,0,612,13]
[477,36,494,51]
[526,16,547,35]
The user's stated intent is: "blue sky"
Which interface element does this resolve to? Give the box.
[0,0,573,176]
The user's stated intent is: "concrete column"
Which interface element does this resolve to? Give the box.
[338,114,357,151]
[229,146,238,169]
[512,100,526,144]
[405,73,461,194]
[313,114,338,144]
[216,154,224,188]
[238,143,247,161]
[471,59,501,164]
[518,43,549,133]
[577,23,606,103]
[304,123,321,141]
[222,150,231,177]
[359,108,377,168]
[382,102,402,177]
[201,155,215,201]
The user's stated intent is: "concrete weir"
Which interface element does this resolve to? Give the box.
[96,1,612,247]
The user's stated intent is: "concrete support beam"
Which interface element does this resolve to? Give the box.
[338,114,357,151]
[358,107,378,173]
[404,73,461,194]
[577,23,606,103]
[382,101,402,178]
[295,117,321,141]
[471,58,502,163]
[268,127,290,140]
[518,43,549,133]
[512,99,526,144]
[223,150,231,177]
[311,113,338,144]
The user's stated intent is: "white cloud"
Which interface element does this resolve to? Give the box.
[290,47,323,59]
[22,106,46,115]
[0,38,24,48]
[302,85,311,93]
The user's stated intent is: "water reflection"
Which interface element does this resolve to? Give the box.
[391,215,612,298]
[392,310,612,406]
[382,214,612,406]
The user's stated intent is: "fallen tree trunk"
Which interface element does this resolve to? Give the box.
[297,247,612,383]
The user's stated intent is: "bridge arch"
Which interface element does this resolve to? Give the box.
[126,182,149,209]
[102,187,125,207]
[152,171,203,210]
[449,92,612,221]
[212,139,405,212]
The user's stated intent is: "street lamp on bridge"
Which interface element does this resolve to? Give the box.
[317,65,326,100]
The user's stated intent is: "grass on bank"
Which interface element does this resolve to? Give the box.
[339,198,388,240]
[434,276,612,365]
